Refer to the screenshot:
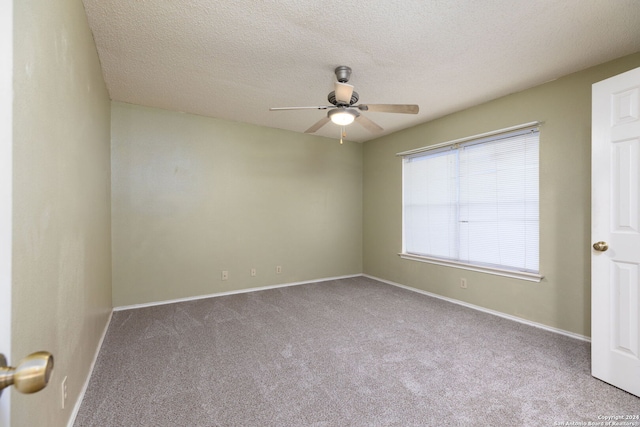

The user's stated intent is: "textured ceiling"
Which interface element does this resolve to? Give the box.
[82,0,640,142]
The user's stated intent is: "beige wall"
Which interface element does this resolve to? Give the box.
[363,52,640,338]
[12,0,112,425]
[111,102,363,307]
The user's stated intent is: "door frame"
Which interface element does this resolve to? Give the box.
[0,0,13,424]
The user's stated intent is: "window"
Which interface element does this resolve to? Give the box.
[400,125,541,281]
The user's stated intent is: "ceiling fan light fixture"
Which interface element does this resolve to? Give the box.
[328,108,358,126]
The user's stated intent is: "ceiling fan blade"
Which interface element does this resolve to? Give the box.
[270,106,334,111]
[304,116,331,133]
[356,114,384,133]
[358,104,419,114]
[334,82,354,104]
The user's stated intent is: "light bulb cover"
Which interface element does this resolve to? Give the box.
[328,108,359,126]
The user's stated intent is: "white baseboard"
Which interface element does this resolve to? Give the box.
[67,309,114,427]
[114,274,362,311]
[363,274,591,343]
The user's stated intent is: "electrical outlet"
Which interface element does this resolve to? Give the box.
[251,268,256,277]
[276,265,282,274]
[221,270,228,280]
[61,376,68,409]
[460,278,468,289]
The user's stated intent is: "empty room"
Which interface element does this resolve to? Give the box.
[2,0,640,426]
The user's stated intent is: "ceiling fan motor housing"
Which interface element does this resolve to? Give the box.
[328,91,359,106]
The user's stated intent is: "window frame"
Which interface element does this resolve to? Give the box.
[398,122,544,282]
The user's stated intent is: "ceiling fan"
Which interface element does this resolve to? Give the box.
[269,66,419,141]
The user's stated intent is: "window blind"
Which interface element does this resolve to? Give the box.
[402,127,539,273]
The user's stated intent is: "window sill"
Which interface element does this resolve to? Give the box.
[398,253,544,282]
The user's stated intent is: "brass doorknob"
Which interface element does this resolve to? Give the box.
[593,241,609,252]
[0,351,54,396]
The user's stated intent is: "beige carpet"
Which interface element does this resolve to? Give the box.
[74,276,640,426]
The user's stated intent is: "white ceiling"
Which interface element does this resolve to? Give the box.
[82,0,640,142]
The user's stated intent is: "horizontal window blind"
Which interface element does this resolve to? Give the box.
[402,127,539,273]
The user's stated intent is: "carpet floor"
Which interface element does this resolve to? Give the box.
[74,276,640,426]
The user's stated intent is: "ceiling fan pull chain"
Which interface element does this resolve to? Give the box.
[340,126,347,144]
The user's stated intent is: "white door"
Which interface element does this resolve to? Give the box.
[592,66,640,398]
[0,0,12,423]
